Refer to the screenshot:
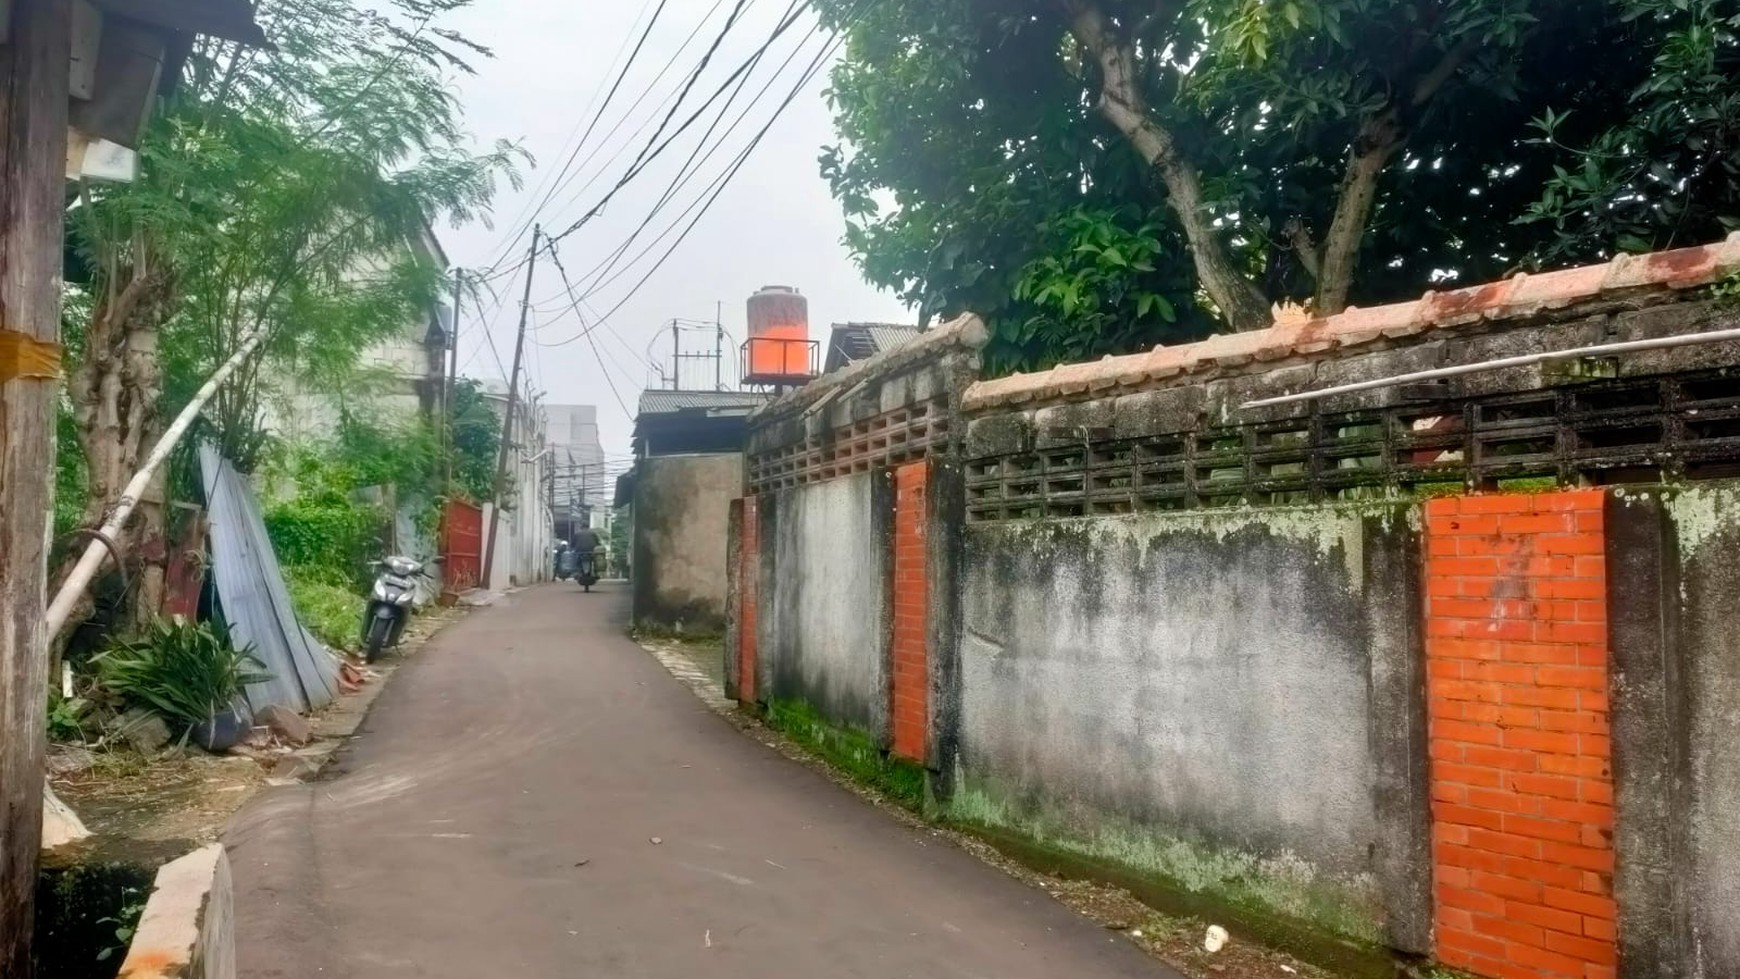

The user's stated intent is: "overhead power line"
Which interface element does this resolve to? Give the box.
[482,0,670,269]
[545,241,635,419]
[483,0,813,287]
[536,23,845,348]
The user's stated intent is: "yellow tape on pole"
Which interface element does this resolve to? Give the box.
[0,329,62,381]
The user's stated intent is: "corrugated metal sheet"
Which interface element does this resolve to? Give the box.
[866,325,922,355]
[200,444,339,713]
[636,390,771,416]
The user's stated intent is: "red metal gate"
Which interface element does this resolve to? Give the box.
[441,500,483,599]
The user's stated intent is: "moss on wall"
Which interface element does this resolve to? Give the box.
[765,698,926,811]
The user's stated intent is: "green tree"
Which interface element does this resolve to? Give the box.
[60,0,522,629]
[816,0,1740,368]
[449,379,505,505]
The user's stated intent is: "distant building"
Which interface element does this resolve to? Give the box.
[544,403,606,542]
[478,380,553,590]
[622,389,770,633]
[823,322,922,373]
[264,226,451,444]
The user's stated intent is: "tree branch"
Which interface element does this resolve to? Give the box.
[1282,216,1321,283]
[1058,0,1272,332]
[1411,38,1479,108]
[1314,39,1479,315]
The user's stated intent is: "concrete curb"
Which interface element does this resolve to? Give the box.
[117,844,234,979]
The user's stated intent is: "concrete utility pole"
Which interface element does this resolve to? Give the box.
[480,227,539,589]
[670,320,680,390]
[715,300,724,390]
[0,0,72,972]
[444,268,461,494]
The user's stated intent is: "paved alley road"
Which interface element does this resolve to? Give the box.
[228,583,1177,979]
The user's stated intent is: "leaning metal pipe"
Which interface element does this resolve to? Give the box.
[1239,326,1740,410]
[44,327,270,640]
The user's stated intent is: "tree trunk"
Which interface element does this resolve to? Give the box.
[1061,0,1274,333]
[1315,112,1402,316]
[56,259,176,639]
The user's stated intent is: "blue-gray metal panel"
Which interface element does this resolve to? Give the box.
[200,444,339,713]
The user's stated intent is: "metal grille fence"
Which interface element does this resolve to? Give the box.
[965,370,1740,521]
[748,398,950,493]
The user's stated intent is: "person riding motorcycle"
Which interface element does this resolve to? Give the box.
[570,518,602,584]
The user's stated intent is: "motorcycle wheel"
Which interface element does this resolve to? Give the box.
[365,616,391,663]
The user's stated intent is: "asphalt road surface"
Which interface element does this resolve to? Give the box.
[227,582,1178,979]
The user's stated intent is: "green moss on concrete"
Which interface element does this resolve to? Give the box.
[35,858,155,979]
[946,779,1378,959]
[764,698,926,811]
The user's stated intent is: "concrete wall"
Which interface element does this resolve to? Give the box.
[633,453,742,631]
[1609,483,1740,979]
[952,506,1429,950]
[117,844,235,979]
[756,472,892,738]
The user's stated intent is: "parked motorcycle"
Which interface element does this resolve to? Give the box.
[362,555,428,663]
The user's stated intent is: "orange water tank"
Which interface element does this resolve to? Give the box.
[745,285,814,382]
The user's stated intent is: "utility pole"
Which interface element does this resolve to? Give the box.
[670,320,681,390]
[715,300,724,390]
[444,268,462,495]
[0,0,73,973]
[480,227,539,590]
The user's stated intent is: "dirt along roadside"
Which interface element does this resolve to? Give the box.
[635,635,1344,979]
[54,604,464,853]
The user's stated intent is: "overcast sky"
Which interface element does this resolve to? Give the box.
[438,0,910,462]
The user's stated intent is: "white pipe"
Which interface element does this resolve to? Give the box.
[1240,327,1740,410]
[45,327,270,639]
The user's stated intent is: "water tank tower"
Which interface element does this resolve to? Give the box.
[742,285,818,387]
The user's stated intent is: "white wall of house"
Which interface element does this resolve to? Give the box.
[481,382,553,590]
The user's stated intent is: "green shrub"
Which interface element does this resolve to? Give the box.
[264,500,387,590]
[284,569,364,653]
[47,694,91,743]
[94,619,271,728]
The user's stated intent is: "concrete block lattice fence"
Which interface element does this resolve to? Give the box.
[727,243,1740,979]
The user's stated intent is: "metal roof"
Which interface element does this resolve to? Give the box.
[826,323,923,370]
[637,390,772,416]
[200,444,340,713]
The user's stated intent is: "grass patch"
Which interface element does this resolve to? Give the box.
[763,698,926,811]
[283,570,363,653]
[631,621,724,644]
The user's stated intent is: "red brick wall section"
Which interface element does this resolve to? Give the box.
[1424,490,1616,979]
[891,462,928,761]
[738,496,759,703]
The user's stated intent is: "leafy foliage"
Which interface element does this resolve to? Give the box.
[448,379,506,505]
[815,0,1740,368]
[1520,0,1740,258]
[283,571,367,653]
[265,499,387,590]
[1009,206,1203,370]
[47,694,92,743]
[262,386,501,584]
[94,619,271,728]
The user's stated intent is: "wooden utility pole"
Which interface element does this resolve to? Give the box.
[480,227,538,589]
[0,0,72,973]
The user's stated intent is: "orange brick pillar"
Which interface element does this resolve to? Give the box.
[738,495,759,703]
[890,462,928,761]
[1424,491,1616,979]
